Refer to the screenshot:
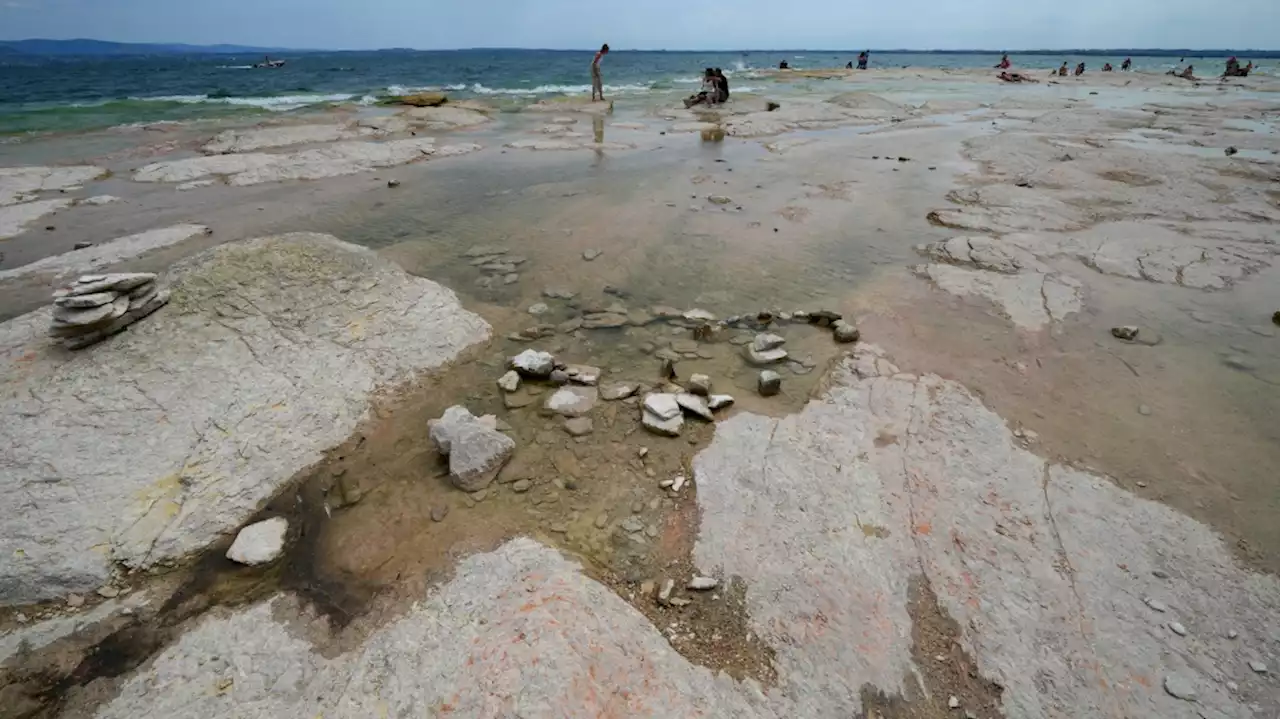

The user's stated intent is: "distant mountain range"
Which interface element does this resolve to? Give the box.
[0,39,292,56]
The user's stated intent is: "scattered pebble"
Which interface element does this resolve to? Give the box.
[1111,326,1139,341]
[594,513,609,529]
[1168,621,1187,636]
[96,586,120,599]
[1249,660,1268,674]
[1226,681,1239,692]
[527,302,549,316]
[73,242,94,250]
[1143,597,1168,612]
[658,578,675,605]
[431,504,450,522]
[583,249,603,261]
[758,370,782,397]
[497,371,521,393]
[387,179,400,188]
[688,576,719,590]
[948,696,960,709]
[1138,405,1152,416]
[688,373,713,396]
[1163,674,1197,701]
[671,474,687,492]
[1227,629,1239,639]
[563,417,594,436]
[638,447,649,458]
[659,479,675,488]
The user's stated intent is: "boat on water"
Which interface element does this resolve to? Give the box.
[253,57,286,69]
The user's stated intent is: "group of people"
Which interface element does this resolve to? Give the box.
[1224,57,1254,77]
[684,68,731,107]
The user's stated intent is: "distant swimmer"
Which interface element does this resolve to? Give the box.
[998,71,1038,83]
[995,53,1011,69]
[1121,57,1132,70]
[1074,62,1086,76]
[591,43,609,101]
[857,51,869,70]
[1058,62,1069,77]
[1102,63,1113,72]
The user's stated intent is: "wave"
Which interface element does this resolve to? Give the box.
[217,65,254,70]
[132,92,358,110]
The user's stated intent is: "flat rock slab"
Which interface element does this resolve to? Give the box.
[134,139,481,187]
[0,198,73,240]
[0,165,105,207]
[0,232,490,605]
[0,225,211,283]
[202,125,355,154]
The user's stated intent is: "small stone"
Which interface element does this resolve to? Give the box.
[497,371,521,393]
[621,516,645,533]
[512,479,532,493]
[594,513,610,529]
[429,406,516,491]
[431,504,450,522]
[684,309,717,323]
[658,578,675,605]
[387,179,401,188]
[504,392,535,409]
[669,597,692,607]
[1111,326,1139,341]
[638,447,649,458]
[708,394,735,411]
[1227,629,1238,639]
[1249,660,1268,674]
[601,382,639,400]
[557,317,584,333]
[659,357,678,380]
[758,370,782,397]
[1224,146,1238,156]
[66,593,86,608]
[744,346,789,365]
[643,393,682,420]
[73,242,94,250]
[1144,597,1168,612]
[948,696,960,709]
[643,410,684,437]
[752,333,786,352]
[640,580,656,597]
[544,385,598,417]
[581,312,629,329]
[583,249,603,261]
[688,576,718,590]
[1168,621,1187,636]
[671,474,687,492]
[549,369,570,385]
[53,291,117,309]
[564,417,594,436]
[51,298,125,327]
[528,302,550,316]
[14,613,27,623]
[707,195,733,205]
[1138,405,1152,416]
[676,393,714,421]
[510,349,556,377]
[226,517,289,566]
[659,479,674,488]
[564,364,602,386]
[833,320,860,343]
[503,273,520,285]
[1152,569,1170,579]
[544,287,577,300]
[96,585,120,598]
[1226,681,1239,692]
[1163,674,1197,701]
[808,310,842,327]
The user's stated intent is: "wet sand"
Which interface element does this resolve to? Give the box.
[2,66,1279,717]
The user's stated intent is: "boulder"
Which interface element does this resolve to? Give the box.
[225,517,289,566]
[429,405,515,492]
[833,320,860,343]
[708,394,735,411]
[688,374,713,396]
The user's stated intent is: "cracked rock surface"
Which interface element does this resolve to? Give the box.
[72,346,1279,719]
[0,233,490,604]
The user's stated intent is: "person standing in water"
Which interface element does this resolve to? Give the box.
[591,44,609,102]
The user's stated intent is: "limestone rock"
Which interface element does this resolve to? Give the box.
[429,406,516,492]
[601,382,639,400]
[688,374,713,396]
[753,333,786,352]
[544,385,598,417]
[684,309,717,323]
[225,517,289,566]
[643,393,682,421]
[564,365,602,386]
[744,346,789,366]
[56,272,156,297]
[758,370,782,396]
[53,291,117,310]
[688,576,718,590]
[497,370,521,393]
[583,249,603,261]
[642,409,684,437]
[708,394,735,411]
[1111,326,1139,341]
[833,320,860,343]
[1163,674,1197,701]
[563,417,594,437]
[676,393,714,421]
[510,349,556,378]
[582,313,629,329]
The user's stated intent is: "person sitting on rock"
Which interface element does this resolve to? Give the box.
[713,68,730,103]
[1058,62,1069,77]
[1074,62,1086,76]
[684,68,718,108]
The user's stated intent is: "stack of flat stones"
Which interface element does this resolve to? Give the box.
[49,273,170,350]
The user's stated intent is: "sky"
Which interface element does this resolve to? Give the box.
[2,0,1278,50]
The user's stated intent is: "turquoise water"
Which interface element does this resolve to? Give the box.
[0,49,1257,136]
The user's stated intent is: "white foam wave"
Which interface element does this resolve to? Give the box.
[135,93,357,111]
[217,65,254,70]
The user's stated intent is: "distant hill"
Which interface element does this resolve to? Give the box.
[0,39,294,56]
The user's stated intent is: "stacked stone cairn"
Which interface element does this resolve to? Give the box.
[49,273,170,350]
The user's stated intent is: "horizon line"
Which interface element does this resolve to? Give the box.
[3,38,1280,54]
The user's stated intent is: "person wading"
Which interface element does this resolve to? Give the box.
[591,43,610,101]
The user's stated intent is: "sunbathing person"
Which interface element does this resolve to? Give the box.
[684,69,718,108]
[998,71,1038,83]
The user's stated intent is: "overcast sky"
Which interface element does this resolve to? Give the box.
[2,0,1277,50]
